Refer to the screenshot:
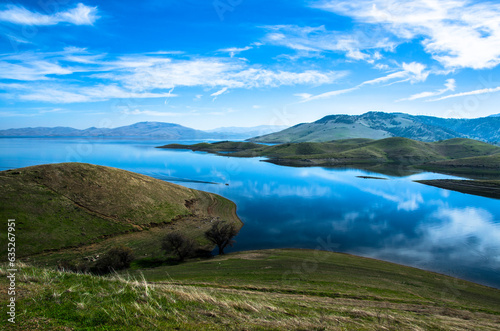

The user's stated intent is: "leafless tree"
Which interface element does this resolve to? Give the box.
[161,232,195,261]
[205,220,238,255]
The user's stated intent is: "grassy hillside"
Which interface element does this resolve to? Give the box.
[2,249,500,330]
[421,154,500,177]
[159,137,500,177]
[250,112,500,144]
[0,163,242,260]
[251,112,461,143]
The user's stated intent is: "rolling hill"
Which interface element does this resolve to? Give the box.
[0,163,242,260]
[2,249,500,330]
[159,137,500,181]
[250,112,500,144]
[1,164,500,329]
[160,137,500,167]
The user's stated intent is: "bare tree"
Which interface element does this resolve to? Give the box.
[161,232,195,261]
[205,220,238,255]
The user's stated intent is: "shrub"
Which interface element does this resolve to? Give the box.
[92,246,134,274]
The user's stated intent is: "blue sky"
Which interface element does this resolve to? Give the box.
[1,0,500,130]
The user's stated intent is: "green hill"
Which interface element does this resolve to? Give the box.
[250,112,500,144]
[0,163,242,260]
[159,137,500,177]
[2,249,500,330]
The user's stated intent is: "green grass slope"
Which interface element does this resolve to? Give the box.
[2,249,499,330]
[0,163,242,259]
[159,138,500,178]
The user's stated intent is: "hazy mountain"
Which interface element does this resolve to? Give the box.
[208,125,288,137]
[79,122,213,139]
[0,122,214,139]
[250,112,500,144]
[0,122,290,140]
[0,126,82,137]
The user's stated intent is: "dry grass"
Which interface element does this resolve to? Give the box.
[1,260,499,330]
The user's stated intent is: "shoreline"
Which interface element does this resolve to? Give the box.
[416,179,500,199]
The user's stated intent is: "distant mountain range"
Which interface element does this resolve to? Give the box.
[250,112,500,144]
[0,122,287,140]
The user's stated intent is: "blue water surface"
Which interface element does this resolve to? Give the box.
[1,137,499,289]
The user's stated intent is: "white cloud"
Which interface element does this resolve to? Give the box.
[262,24,395,62]
[430,86,500,101]
[121,109,188,117]
[314,0,500,69]
[210,87,228,101]
[362,62,428,85]
[298,86,359,103]
[5,34,33,45]
[5,83,177,104]
[0,3,99,26]
[0,60,72,80]
[210,87,228,97]
[0,48,106,81]
[218,46,252,57]
[294,93,313,100]
[398,78,456,101]
[107,57,345,92]
[0,49,346,103]
[298,62,428,102]
[374,64,390,70]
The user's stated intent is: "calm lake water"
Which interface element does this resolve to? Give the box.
[1,137,499,289]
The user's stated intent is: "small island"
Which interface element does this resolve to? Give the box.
[158,138,500,199]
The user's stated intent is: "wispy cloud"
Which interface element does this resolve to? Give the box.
[121,109,189,117]
[218,46,252,57]
[262,24,396,62]
[0,3,99,26]
[313,0,500,69]
[298,62,428,102]
[210,87,228,101]
[3,83,177,104]
[0,49,346,103]
[429,86,500,102]
[398,79,456,102]
[362,62,428,85]
[297,87,359,102]
[0,60,72,81]
[111,57,345,91]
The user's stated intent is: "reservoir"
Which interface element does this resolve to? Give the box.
[1,137,499,288]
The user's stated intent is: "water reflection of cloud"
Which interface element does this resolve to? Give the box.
[332,212,360,232]
[332,210,388,234]
[298,168,429,212]
[362,188,423,211]
[425,207,500,256]
[362,207,500,285]
[234,180,334,198]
